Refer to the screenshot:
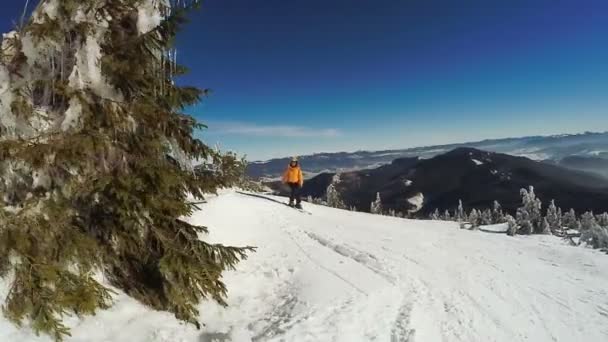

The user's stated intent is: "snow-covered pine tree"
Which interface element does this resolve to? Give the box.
[546,200,561,233]
[579,211,608,249]
[597,212,608,228]
[0,1,252,339]
[430,208,440,220]
[580,211,597,231]
[506,214,518,236]
[539,217,551,235]
[491,200,504,224]
[326,183,345,209]
[443,209,451,221]
[468,209,480,228]
[370,192,383,215]
[480,208,492,226]
[456,199,464,222]
[563,208,578,230]
[516,186,542,234]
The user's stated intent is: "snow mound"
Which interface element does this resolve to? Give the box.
[472,158,484,166]
[2,191,608,342]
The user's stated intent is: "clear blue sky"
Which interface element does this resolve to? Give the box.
[2,1,607,160]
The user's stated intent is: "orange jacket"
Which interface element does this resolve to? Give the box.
[283,165,303,187]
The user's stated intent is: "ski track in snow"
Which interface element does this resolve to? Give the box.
[2,190,608,342]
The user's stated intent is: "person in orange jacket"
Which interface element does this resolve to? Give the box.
[282,157,304,208]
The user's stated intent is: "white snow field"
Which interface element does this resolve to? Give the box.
[2,190,608,342]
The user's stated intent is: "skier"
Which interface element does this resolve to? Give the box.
[282,157,304,209]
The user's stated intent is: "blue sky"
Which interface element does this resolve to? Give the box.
[2,1,607,160]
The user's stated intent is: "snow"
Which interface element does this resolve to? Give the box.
[479,223,509,233]
[2,190,608,342]
[403,179,413,186]
[471,158,484,166]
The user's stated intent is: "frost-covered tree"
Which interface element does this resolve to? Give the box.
[456,199,465,222]
[326,183,345,209]
[480,208,493,226]
[0,1,252,339]
[370,192,383,214]
[580,211,597,231]
[563,208,578,230]
[539,217,551,235]
[506,214,518,236]
[580,225,608,249]
[443,209,452,221]
[546,200,562,233]
[468,209,480,228]
[491,200,504,224]
[516,186,543,234]
[307,195,313,203]
[597,212,608,228]
[430,208,440,220]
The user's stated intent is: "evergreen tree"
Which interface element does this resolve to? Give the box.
[370,192,383,214]
[326,183,345,209]
[506,214,518,236]
[430,208,440,220]
[491,200,504,224]
[0,1,252,339]
[456,199,465,222]
[480,208,493,226]
[563,209,578,230]
[307,195,313,203]
[516,186,542,234]
[597,212,608,227]
[443,209,452,221]
[539,217,551,235]
[580,211,597,231]
[468,209,480,228]
[546,200,562,233]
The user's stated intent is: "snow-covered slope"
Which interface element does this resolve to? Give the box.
[2,191,608,341]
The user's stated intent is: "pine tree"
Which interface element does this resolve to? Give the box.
[370,192,383,215]
[307,195,313,203]
[516,186,542,234]
[563,208,578,230]
[579,211,608,249]
[468,209,480,228]
[597,212,608,228]
[443,209,452,221]
[456,199,465,222]
[506,214,518,236]
[480,208,493,226]
[430,208,440,220]
[326,183,345,209]
[0,1,252,339]
[539,217,551,235]
[546,200,561,233]
[580,211,597,231]
[491,200,504,224]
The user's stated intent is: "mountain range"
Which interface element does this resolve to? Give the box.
[267,147,608,216]
[247,131,608,180]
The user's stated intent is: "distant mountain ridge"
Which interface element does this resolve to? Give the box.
[247,131,608,179]
[267,147,608,216]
